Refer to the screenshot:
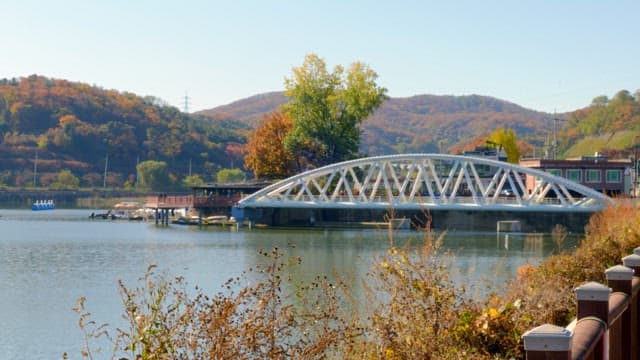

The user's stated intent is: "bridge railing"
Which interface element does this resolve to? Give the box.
[522,248,640,359]
[266,194,567,206]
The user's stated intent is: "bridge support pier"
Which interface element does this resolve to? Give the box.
[240,207,593,232]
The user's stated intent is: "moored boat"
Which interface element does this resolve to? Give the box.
[171,215,200,225]
[89,201,152,220]
[203,215,237,226]
[32,200,55,211]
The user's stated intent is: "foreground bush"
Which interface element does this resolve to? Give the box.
[353,230,484,359]
[464,201,640,358]
[73,248,357,359]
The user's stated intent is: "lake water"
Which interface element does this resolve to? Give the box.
[0,209,578,359]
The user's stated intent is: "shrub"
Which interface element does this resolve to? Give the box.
[350,224,486,359]
[474,201,640,358]
[74,248,355,359]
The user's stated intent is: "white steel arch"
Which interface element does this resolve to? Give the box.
[238,154,612,212]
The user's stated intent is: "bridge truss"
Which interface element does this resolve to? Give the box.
[238,154,612,212]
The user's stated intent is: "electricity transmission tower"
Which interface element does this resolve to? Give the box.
[182,92,191,113]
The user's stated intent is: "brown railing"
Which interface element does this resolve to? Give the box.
[145,195,193,208]
[522,248,640,359]
[192,194,241,208]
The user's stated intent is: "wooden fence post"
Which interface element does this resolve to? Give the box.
[622,253,640,360]
[576,281,612,321]
[522,324,572,360]
[622,253,640,275]
[575,282,611,359]
[606,265,634,360]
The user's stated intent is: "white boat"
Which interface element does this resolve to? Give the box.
[89,201,149,220]
[32,200,55,211]
[204,215,237,226]
[171,215,200,225]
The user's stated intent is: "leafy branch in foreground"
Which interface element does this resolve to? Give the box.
[74,247,355,359]
[70,296,117,360]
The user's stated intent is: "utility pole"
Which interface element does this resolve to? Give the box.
[552,112,558,160]
[635,136,639,197]
[136,154,140,186]
[33,150,38,187]
[103,154,109,189]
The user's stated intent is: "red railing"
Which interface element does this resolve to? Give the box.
[523,249,640,359]
[192,194,242,208]
[145,195,193,208]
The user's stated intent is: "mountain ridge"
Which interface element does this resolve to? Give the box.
[197,91,554,155]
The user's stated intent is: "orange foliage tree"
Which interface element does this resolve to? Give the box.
[244,111,295,179]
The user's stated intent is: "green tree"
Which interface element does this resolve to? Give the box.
[487,128,520,163]
[613,90,634,103]
[216,168,246,184]
[51,169,80,190]
[283,54,387,168]
[136,160,173,191]
[182,174,205,189]
[591,95,609,107]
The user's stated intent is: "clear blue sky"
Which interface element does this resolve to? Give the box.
[2,0,638,113]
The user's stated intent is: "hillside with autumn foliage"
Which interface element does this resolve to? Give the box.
[2,75,637,190]
[0,75,247,188]
[198,92,554,156]
[559,90,640,159]
[199,91,287,127]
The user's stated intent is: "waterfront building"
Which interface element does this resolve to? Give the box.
[519,154,632,196]
[192,182,273,215]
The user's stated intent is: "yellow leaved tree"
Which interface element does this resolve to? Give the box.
[487,128,520,163]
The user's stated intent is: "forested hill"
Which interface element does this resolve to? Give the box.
[5,74,631,191]
[0,75,248,188]
[198,92,553,155]
[198,91,287,126]
[558,90,640,158]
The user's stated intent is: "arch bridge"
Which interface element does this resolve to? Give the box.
[238,154,612,213]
